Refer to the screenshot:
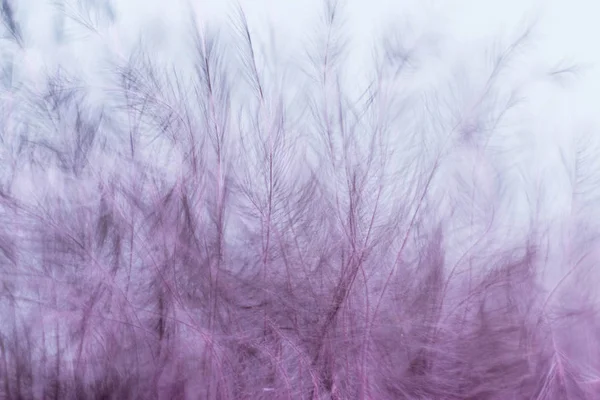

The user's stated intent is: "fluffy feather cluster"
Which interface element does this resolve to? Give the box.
[0,0,597,399]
